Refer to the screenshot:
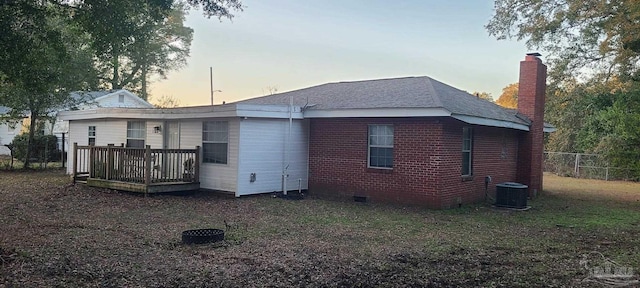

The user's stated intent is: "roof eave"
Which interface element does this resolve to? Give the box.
[451,114,530,131]
[57,104,303,121]
[303,107,451,118]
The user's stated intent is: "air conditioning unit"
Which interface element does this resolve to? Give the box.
[495,182,528,209]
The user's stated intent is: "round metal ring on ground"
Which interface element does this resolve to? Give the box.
[182,228,225,244]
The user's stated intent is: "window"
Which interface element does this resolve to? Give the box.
[462,127,473,176]
[118,94,125,103]
[368,124,394,169]
[126,121,146,148]
[88,126,96,146]
[7,121,17,133]
[203,121,228,164]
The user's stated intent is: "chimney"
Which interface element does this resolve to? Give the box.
[516,52,547,197]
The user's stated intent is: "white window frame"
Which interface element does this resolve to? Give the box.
[462,127,473,176]
[368,124,394,169]
[88,126,96,146]
[202,121,228,164]
[126,121,146,148]
[118,94,125,103]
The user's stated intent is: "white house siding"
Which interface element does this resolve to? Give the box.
[236,118,309,196]
[66,119,128,173]
[180,118,239,193]
[0,121,22,155]
[54,92,152,153]
[145,121,164,149]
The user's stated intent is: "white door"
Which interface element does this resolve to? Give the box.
[163,122,181,179]
[164,121,180,149]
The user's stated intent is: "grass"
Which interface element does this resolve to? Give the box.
[0,155,64,170]
[0,171,639,287]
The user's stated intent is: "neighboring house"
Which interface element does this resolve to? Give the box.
[59,54,552,208]
[52,89,154,150]
[0,106,25,155]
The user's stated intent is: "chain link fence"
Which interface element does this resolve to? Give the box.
[544,152,638,181]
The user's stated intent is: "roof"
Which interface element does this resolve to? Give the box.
[69,91,113,103]
[236,76,532,130]
[66,89,153,109]
[0,106,9,114]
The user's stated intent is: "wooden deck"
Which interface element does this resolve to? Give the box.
[72,144,200,194]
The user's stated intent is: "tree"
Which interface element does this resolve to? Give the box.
[74,0,237,99]
[0,0,243,167]
[495,83,518,109]
[152,95,182,108]
[0,1,97,168]
[471,91,494,102]
[486,0,640,81]
[132,5,194,100]
[263,86,279,96]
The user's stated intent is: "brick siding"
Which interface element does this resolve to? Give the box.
[308,117,520,208]
[516,55,547,197]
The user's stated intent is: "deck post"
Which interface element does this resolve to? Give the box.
[195,146,200,183]
[72,142,78,183]
[106,144,114,180]
[144,145,151,195]
[88,145,94,178]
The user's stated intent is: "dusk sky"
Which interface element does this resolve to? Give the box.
[152,0,531,106]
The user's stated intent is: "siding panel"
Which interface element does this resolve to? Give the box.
[237,118,309,196]
[182,119,238,193]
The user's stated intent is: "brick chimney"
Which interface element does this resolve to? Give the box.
[516,53,547,197]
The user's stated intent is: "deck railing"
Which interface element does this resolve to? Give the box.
[73,143,200,185]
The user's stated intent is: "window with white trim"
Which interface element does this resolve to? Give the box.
[462,127,473,176]
[88,126,96,146]
[202,121,228,164]
[368,124,394,169]
[118,94,125,103]
[126,121,146,148]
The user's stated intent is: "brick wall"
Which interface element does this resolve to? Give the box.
[516,54,547,197]
[308,117,519,208]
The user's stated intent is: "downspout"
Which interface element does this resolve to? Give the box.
[283,96,293,195]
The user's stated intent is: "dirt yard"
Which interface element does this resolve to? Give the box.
[1,171,639,287]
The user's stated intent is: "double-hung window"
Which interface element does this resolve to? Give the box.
[126,121,146,148]
[88,126,96,146]
[368,124,394,169]
[462,127,473,176]
[203,121,228,164]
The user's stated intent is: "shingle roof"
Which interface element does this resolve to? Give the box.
[69,91,113,103]
[0,106,9,114]
[236,76,529,126]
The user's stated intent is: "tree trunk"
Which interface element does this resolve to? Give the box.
[141,63,148,100]
[112,45,121,89]
[24,111,38,169]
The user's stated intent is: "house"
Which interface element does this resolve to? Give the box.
[59,104,309,195]
[52,89,154,149]
[0,106,24,155]
[59,53,551,208]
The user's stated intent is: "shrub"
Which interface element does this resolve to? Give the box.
[10,134,61,162]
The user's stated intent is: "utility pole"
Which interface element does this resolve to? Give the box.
[210,67,222,105]
[210,67,214,105]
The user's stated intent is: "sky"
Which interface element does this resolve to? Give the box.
[151,0,530,106]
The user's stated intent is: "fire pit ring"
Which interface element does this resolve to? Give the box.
[182,228,225,244]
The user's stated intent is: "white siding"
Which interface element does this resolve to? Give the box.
[146,121,163,148]
[236,118,309,196]
[0,121,22,144]
[0,121,22,155]
[66,119,127,173]
[181,119,239,193]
